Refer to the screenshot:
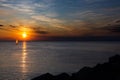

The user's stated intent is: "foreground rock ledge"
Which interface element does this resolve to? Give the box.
[31,54,120,80]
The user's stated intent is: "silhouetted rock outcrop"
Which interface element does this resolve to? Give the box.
[109,54,120,63]
[31,73,54,80]
[31,54,120,80]
[54,73,70,80]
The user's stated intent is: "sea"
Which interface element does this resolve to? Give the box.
[0,41,120,80]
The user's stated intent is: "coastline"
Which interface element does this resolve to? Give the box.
[31,54,120,80]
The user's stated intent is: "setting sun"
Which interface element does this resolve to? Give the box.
[22,32,27,38]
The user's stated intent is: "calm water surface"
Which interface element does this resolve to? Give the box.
[0,41,120,80]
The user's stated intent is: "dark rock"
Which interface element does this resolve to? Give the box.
[31,73,54,80]
[71,67,92,80]
[31,54,120,80]
[55,73,70,80]
[109,54,120,63]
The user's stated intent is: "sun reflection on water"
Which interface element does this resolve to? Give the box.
[21,41,27,74]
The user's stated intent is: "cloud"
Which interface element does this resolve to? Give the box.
[31,27,49,34]
[85,0,106,3]
[0,24,4,30]
[103,7,120,12]
[0,0,55,15]
[103,20,120,33]
[93,22,120,33]
[31,15,63,24]
[0,0,8,2]
[0,8,17,16]
[9,25,17,28]
[31,15,72,30]
[82,19,120,36]
[0,27,7,30]
[103,25,120,33]
[0,24,4,26]
[0,27,4,30]
[0,24,20,32]
[111,26,120,32]
[34,30,49,34]
[0,3,35,14]
[0,0,59,28]
[70,11,107,22]
[115,19,120,23]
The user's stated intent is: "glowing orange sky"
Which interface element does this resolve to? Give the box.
[0,0,120,41]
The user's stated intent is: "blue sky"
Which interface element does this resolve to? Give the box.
[0,0,120,40]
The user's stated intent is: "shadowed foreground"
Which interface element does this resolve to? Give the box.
[31,54,120,80]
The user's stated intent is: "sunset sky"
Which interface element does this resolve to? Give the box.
[0,0,120,41]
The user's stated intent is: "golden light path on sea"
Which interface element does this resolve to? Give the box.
[21,41,27,78]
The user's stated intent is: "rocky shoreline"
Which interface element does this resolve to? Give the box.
[31,54,120,80]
